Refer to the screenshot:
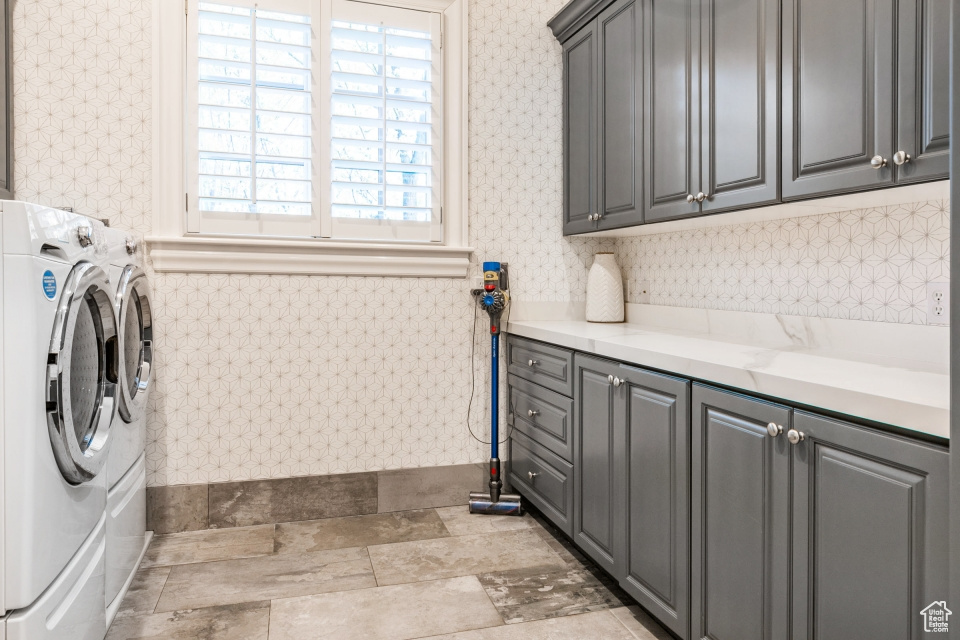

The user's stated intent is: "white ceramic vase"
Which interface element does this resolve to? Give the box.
[585,252,624,323]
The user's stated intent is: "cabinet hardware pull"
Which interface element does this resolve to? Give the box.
[528,359,539,367]
[893,150,911,166]
[686,194,695,203]
[787,428,806,445]
[527,409,540,418]
[612,376,624,387]
[766,422,782,437]
[695,192,706,202]
[528,471,539,481]
[870,155,887,169]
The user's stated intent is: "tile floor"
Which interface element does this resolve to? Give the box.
[107,506,673,639]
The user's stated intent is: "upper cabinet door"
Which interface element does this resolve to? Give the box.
[699,0,779,214]
[895,0,950,183]
[596,0,643,230]
[782,0,897,200]
[642,0,700,223]
[563,24,598,235]
[790,411,948,639]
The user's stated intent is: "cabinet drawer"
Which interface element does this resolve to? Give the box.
[509,431,574,536]
[507,336,574,396]
[509,375,574,462]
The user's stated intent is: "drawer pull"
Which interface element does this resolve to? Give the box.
[787,428,806,445]
[528,471,539,481]
[527,409,540,418]
[527,359,540,367]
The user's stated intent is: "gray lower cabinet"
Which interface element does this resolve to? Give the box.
[572,354,625,575]
[509,430,575,536]
[619,365,690,640]
[691,384,791,640]
[790,411,949,640]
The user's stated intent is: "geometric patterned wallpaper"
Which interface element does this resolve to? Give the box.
[617,200,951,325]
[10,0,950,485]
[12,0,613,485]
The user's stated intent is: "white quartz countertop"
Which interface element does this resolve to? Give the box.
[505,311,949,440]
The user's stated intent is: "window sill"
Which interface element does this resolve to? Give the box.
[145,235,474,277]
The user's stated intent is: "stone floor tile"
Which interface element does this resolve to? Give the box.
[423,609,636,639]
[609,605,675,639]
[274,510,448,554]
[477,564,627,624]
[141,525,275,568]
[377,464,485,512]
[146,485,208,534]
[268,576,502,640]
[154,547,375,612]
[106,601,269,640]
[113,567,171,619]
[368,529,566,586]
[435,505,537,536]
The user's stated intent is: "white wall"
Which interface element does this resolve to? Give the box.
[12,0,612,486]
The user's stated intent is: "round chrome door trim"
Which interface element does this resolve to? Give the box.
[114,265,153,424]
[46,262,118,484]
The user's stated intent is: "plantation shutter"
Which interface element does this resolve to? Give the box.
[328,0,442,242]
[189,1,317,236]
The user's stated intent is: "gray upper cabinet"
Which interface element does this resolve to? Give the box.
[691,385,791,640]
[782,0,897,199]
[559,0,642,235]
[790,411,949,640]
[641,0,699,223]
[596,0,643,230]
[895,0,950,183]
[572,354,625,575]
[562,24,598,235]
[699,0,779,213]
[619,366,690,640]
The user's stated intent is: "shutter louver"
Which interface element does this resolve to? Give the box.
[196,2,313,229]
[329,4,441,241]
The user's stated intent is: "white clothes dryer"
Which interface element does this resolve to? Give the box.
[0,202,115,640]
[101,227,152,621]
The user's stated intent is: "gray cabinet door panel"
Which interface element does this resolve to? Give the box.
[791,411,949,640]
[642,0,700,222]
[573,354,625,575]
[563,24,598,235]
[508,374,574,462]
[700,0,779,213]
[895,0,950,183]
[620,366,690,640]
[597,0,643,230]
[691,385,790,640]
[782,0,896,199]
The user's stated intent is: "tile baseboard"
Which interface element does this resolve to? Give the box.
[146,463,491,534]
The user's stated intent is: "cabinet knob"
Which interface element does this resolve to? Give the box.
[527,359,539,367]
[870,155,887,169]
[528,471,539,481]
[893,150,911,166]
[766,422,783,437]
[527,409,540,418]
[686,194,695,203]
[613,376,624,387]
[695,192,706,202]
[787,428,806,445]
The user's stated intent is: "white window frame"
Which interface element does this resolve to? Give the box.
[149,0,471,277]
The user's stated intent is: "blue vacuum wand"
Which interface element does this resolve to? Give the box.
[468,262,522,516]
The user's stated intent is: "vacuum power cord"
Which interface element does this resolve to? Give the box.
[464,295,514,445]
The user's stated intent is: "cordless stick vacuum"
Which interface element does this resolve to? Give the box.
[468,262,523,516]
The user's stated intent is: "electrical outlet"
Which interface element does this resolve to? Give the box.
[637,280,651,304]
[471,275,483,291]
[926,282,950,326]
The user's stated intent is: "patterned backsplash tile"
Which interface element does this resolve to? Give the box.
[617,200,950,325]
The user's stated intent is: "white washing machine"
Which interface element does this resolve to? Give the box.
[0,202,115,640]
[101,227,152,623]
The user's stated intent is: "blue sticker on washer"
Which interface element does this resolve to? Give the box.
[42,270,57,299]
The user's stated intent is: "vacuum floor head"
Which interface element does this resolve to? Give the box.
[468,491,523,516]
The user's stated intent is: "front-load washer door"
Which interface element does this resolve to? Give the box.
[46,262,119,484]
[114,265,152,424]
